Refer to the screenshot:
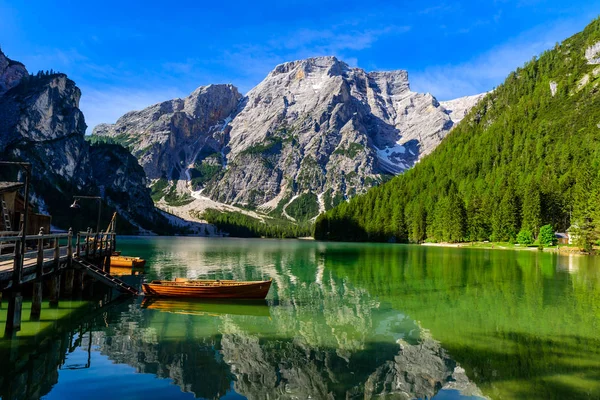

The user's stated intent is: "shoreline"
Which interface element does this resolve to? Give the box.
[114,235,595,255]
[421,242,593,255]
[421,242,547,252]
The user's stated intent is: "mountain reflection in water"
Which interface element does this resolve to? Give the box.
[84,290,483,399]
[3,238,599,400]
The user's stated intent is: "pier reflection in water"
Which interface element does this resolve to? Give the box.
[2,238,600,399]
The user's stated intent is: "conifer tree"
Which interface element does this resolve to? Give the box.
[492,189,519,242]
[467,196,489,241]
[521,181,542,236]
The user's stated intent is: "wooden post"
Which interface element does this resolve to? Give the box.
[85,228,90,258]
[76,232,81,258]
[49,275,60,307]
[5,240,23,336]
[92,231,98,258]
[113,217,117,251]
[4,292,22,336]
[67,228,73,265]
[53,235,60,272]
[104,254,111,274]
[30,228,45,320]
[48,237,60,308]
[73,269,84,299]
[64,268,74,297]
[64,228,74,297]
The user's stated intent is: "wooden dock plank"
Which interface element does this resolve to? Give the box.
[0,248,68,271]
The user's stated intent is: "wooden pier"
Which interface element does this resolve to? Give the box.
[0,227,138,336]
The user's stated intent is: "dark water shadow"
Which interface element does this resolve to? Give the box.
[443,330,600,399]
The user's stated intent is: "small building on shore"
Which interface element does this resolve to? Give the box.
[0,181,51,234]
[555,232,570,245]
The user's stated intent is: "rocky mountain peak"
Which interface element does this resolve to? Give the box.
[269,56,349,78]
[0,48,168,233]
[0,48,28,97]
[93,83,242,180]
[184,84,241,119]
[93,56,484,221]
[367,70,410,96]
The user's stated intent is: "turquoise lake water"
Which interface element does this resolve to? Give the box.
[1,237,599,399]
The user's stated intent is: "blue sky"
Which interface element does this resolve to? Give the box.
[1,0,599,131]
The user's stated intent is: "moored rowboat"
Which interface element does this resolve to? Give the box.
[142,278,272,299]
[111,255,146,268]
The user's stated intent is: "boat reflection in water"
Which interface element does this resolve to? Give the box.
[141,297,271,318]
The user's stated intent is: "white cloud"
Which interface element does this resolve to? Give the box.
[410,19,588,100]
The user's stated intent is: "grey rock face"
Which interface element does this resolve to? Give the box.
[0,49,27,97]
[0,50,164,232]
[207,57,483,209]
[93,84,242,180]
[585,41,600,64]
[364,334,484,399]
[93,56,483,214]
[440,92,488,127]
[549,81,558,97]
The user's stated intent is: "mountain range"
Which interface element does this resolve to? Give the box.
[1,47,486,234]
[92,56,484,223]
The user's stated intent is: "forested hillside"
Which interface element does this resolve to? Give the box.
[315,18,600,249]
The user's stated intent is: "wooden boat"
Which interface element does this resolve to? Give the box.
[141,297,271,317]
[110,255,146,268]
[142,278,272,299]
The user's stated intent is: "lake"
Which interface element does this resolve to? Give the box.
[1,237,599,400]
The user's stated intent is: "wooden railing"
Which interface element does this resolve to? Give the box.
[0,228,115,287]
[75,230,116,259]
[2,226,120,335]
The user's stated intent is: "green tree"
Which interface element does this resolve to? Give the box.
[521,182,542,236]
[467,196,489,241]
[539,224,555,247]
[442,189,466,242]
[492,190,519,242]
[313,18,600,245]
[408,203,427,243]
[516,229,534,246]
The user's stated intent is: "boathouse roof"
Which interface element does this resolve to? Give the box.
[0,181,23,194]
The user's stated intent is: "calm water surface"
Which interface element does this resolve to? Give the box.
[1,237,600,400]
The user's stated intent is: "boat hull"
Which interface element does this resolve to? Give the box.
[111,256,146,268]
[142,279,272,299]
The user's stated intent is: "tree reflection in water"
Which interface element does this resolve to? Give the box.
[5,239,598,399]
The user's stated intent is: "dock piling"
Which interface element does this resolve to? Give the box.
[2,218,131,336]
[48,237,60,308]
[30,228,45,320]
[4,290,22,336]
[63,228,74,297]
[5,240,23,335]
[48,275,60,308]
